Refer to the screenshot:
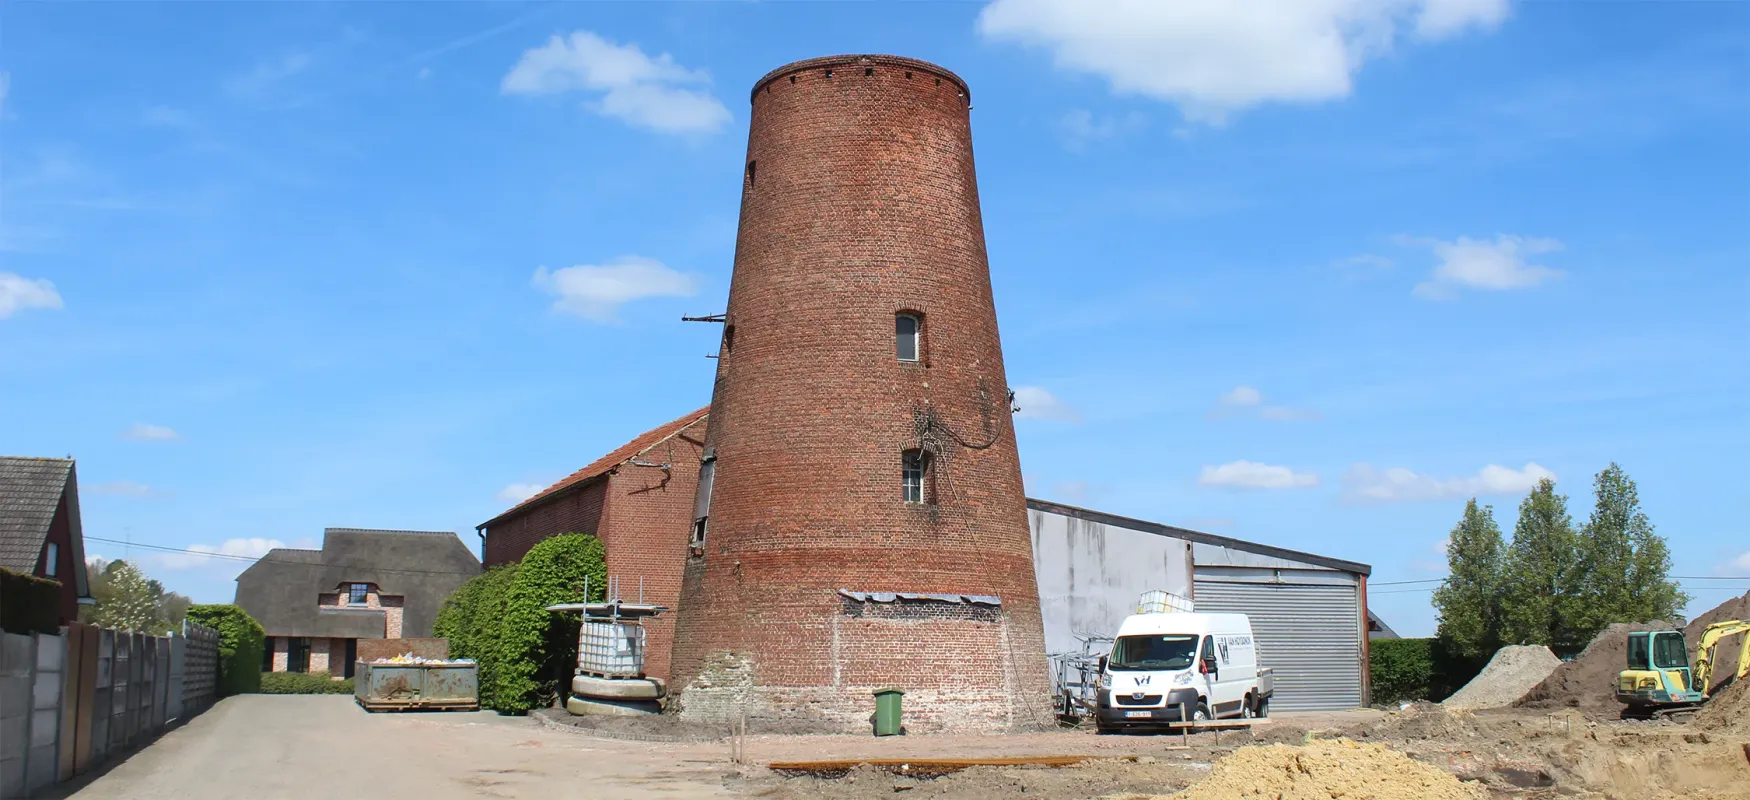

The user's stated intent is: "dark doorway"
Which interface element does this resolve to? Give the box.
[343,638,358,678]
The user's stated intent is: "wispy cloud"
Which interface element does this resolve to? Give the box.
[155,537,286,571]
[531,256,700,323]
[1341,462,1555,504]
[977,0,1509,124]
[501,30,730,134]
[1198,460,1320,490]
[90,481,160,498]
[224,52,314,107]
[1012,386,1081,422]
[1209,385,1321,421]
[1715,550,1750,577]
[0,272,64,318]
[496,482,547,504]
[1059,109,1144,151]
[1400,234,1565,299]
[120,423,182,442]
[1336,253,1395,280]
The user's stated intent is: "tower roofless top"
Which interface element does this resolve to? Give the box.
[750,54,971,103]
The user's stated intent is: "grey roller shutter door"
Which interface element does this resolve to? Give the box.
[1193,580,1362,711]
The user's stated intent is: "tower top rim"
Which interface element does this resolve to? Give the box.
[750,55,970,104]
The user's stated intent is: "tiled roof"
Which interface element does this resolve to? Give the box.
[480,407,709,528]
[0,457,73,573]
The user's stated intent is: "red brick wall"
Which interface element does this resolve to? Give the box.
[482,479,607,566]
[669,55,1052,732]
[598,421,706,683]
[38,490,79,623]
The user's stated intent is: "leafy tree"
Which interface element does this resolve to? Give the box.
[488,534,606,714]
[185,604,265,695]
[88,560,171,633]
[1501,478,1584,652]
[1575,463,1687,629]
[1432,499,1506,660]
[434,564,519,702]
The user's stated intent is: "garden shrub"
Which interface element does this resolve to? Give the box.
[186,604,266,696]
[434,563,518,707]
[259,671,354,694]
[487,534,606,714]
[1,567,63,634]
[1370,637,1488,705]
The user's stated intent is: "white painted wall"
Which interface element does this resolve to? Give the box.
[1028,508,1192,657]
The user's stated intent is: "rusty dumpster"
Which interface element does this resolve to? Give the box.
[354,661,479,712]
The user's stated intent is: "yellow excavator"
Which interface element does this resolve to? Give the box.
[1617,620,1750,719]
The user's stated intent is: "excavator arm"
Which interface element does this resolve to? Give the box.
[1693,620,1750,694]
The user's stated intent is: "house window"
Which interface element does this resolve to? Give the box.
[902,449,931,504]
[349,583,369,605]
[896,313,921,362]
[43,542,58,578]
[287,637,312,673]
[692,451,716,548]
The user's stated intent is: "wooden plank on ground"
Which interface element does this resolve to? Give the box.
[768,755,1139,775]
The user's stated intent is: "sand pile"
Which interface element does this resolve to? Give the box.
[1442,645,1561,709]
[1695,676,1750,733]
[1348,702,1481,742]
[1516,622,1672,714]
[1153,739,1486,800]
[1687,590,1750,693]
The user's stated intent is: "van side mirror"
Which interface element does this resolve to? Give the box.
[1199,659,1215,675]
[1097,655,1108,673]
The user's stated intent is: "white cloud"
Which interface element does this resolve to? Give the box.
[1059,109,1145,150]
[155,537,286,571]
[977,0,1509,124]
[90,481,158,498]
[496,482,547,503]
[1211,386,1321,421]
[531,256,700,322]
[1342,461,1555,504]
[120,423,182,441]
[1404,234,1565,298]
[1012,386,1081,422]
[0,272,64,318]
[1198,460,1320,490]
[1716,551,1750,577]
[501,30,730,134]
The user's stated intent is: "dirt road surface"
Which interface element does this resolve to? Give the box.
[52,695,732,799]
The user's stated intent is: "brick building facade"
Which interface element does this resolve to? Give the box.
[666,55,1054,732]
[476,407,708,682]
[0,456,93,624]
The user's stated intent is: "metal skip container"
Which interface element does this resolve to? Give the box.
[355,660,480,712]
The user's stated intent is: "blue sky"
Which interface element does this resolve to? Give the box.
[2,1,1745,636]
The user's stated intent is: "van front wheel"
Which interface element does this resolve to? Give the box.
[1193,703,1210,722]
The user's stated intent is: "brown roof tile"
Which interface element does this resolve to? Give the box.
[480,407,709,528]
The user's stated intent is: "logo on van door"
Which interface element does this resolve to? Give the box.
[1219,640,1231,664]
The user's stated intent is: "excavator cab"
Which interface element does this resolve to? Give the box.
[1617,630,1704,713]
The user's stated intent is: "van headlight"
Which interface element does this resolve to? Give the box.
[1173,672,1194,686]
[1098,673,1111,690]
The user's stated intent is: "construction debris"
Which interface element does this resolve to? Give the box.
[1144,739,1487,800]
[368,653,475,665]
[1441,645,1560,709]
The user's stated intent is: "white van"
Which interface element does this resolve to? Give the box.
[1094,612,1273,731]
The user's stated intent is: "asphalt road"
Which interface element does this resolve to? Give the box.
[53,695,731,799]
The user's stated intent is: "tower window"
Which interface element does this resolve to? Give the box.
[896,313,921,362]
[692,450,716,549]
[902,449,932,504]
[745,160,756,189]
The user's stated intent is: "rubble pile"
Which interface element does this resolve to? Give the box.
[1158,739,1487,800]
[1441,645,1560,709]
[369,653,476,665]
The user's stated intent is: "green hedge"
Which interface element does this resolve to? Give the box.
[434,563,519,707]
[1,568,63,634]
[487,534,606,714]
[1370,637,1489,705]
[259,671,354,694]
[186,604,265,696]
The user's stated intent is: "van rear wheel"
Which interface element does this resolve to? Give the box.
[1254,696,1270,718]
[1241,696,1255,719]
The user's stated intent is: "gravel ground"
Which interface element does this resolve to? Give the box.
[1441,645,1561,709]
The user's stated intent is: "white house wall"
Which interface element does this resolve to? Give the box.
[1028,508,1192,657]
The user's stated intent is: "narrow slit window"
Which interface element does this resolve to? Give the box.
[902,449,930,504]
[745,160,756,189]
[692,451,716,548]
[896,313,920,362]
[43,542,58,577]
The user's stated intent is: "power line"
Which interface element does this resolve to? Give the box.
[85,536,481,578]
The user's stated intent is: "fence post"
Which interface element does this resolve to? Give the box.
[73,623,97,777]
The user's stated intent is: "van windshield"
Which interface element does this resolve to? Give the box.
[1109,634,1199,671]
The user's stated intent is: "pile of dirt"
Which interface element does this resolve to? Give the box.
[1442,645,1561,709]
[1687,590,1750,693]
[1694,676,1750,732]
[1143,739,1487,800]
[1346,702,1481,741]
[1515,622,1673,714]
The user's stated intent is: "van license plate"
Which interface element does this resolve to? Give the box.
[1124,711,1151,718]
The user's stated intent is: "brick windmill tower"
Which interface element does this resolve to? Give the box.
[669,55,1050,732]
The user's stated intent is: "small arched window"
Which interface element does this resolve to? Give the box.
[896,313,921,362]
[902,449,932,504]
